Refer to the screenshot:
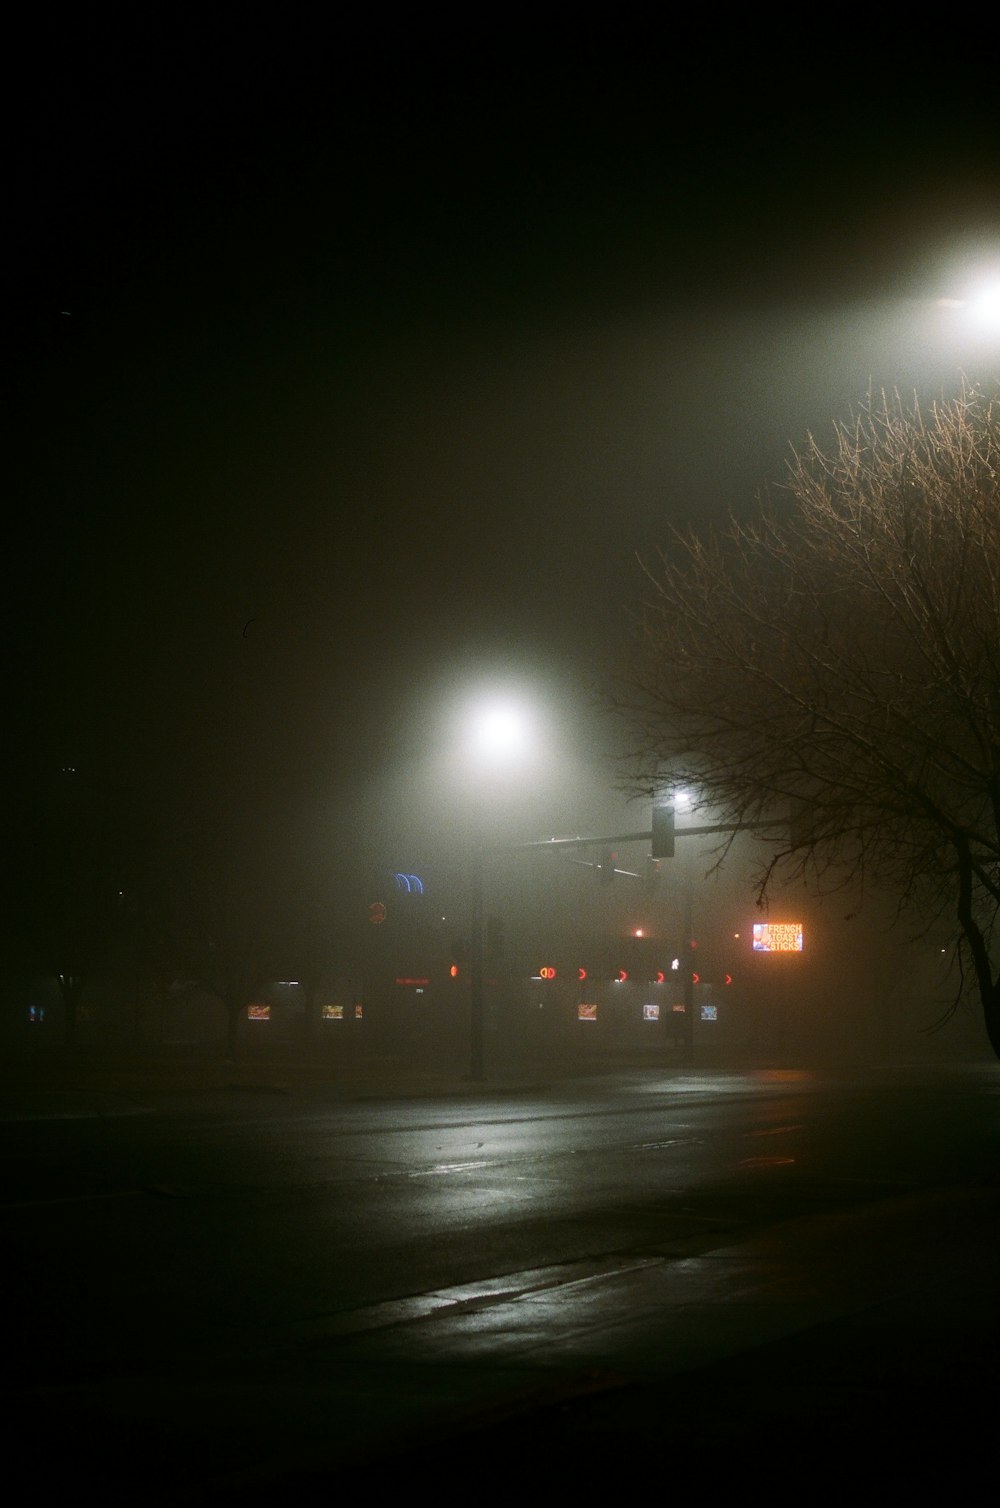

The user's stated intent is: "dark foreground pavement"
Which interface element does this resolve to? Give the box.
[11,1178,996,1505]
[4,1049,999,1503]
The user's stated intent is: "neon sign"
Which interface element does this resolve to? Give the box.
[753,922,804,952]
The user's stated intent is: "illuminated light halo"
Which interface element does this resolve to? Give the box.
[465,694,533,770]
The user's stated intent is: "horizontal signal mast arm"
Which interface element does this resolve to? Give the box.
[508,820,787,852]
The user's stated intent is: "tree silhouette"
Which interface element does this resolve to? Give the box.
[616,380,1000,1058]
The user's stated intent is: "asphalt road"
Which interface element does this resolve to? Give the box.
[3,1060,999,1503]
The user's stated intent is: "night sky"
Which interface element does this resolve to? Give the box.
[6,16,1000,896]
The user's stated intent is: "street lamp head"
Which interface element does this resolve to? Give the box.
[969,281,1000,332]
[465,693,533,773]
[935,258,1000,336]
[470,693,530,766]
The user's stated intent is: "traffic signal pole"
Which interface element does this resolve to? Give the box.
[681,869,695,1063]
[469,831,485,1082]
[510,814,785,1065]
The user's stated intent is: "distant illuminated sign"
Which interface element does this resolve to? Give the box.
[394,977,430,987]
[539,966,557,979]
[369,901,387,925]
[643,1002,660,1022]
[700,1003,718,1022]
[577,967,587,981]
[322,1003,344,1020]
[578,1002,598,1021]
[753,922,804,952]
[247,1004,270,1020]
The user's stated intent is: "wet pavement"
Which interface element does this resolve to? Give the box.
[4,1049,999,1502]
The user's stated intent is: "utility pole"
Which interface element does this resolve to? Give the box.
[469,832,485,1082]
[507,814,785,1066]
[681,868,695,1063]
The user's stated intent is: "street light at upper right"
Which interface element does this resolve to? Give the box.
[936,270,1000,333]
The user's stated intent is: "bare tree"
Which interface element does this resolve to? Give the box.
[615,380,1000,1059]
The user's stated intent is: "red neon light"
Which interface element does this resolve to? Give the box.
[577,967,587,982]
[617,969,628,982]
[540,966,557,979]
[450,964,459,978]
[655,971,665,984]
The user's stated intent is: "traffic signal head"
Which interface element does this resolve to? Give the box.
[652,804,675,859]
[598,847,617,884]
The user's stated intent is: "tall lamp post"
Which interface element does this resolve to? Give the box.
[469,829,486,1081]
[463,695,533,1082]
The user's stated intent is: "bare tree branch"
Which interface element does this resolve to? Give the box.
[614,379,1000,1058]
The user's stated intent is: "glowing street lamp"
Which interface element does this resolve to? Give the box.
[935,269,1000,335]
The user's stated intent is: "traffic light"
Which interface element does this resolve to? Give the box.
[598,847,617,884]
[651,804,675,859]
[644,856,662,892]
